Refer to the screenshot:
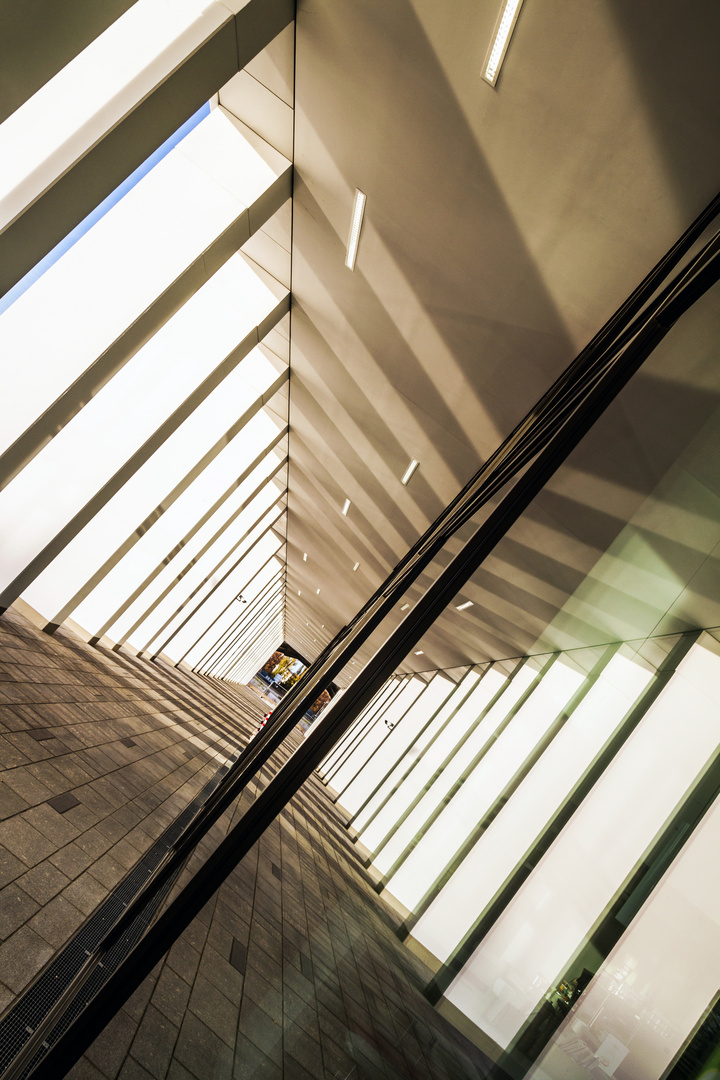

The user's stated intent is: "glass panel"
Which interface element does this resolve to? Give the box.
[383,662,540,911]
[413,651,653,965]
[344,674,455,820]
[357,669,482,845]
[445,641,720,1051]
[321,681,404,782]
[372,667,508,874]
[330,679,426,798]
[528,653,720,1080]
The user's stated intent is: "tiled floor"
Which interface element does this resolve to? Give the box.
[0,608,491,1079]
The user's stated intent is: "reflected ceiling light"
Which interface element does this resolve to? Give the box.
[342,498,351,515]
[415,650,424,656]
[353,561,360,571]
[456,600,474,611]
[298,590,302,596]
[483,0,525,87]
[401,458,420,485]
[401,603,410,611]
[345,189,367,270]
[316,588,321,594]
[303,552,307,561]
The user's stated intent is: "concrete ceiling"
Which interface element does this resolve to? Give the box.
[280,0,720,678]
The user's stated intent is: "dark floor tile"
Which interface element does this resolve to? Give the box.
[174,1009,234,1080]
[85,1007,137,1079]
[130,1004,179,1079]
[152,966,192,1029]
[188,974,238,1048]
[48,792,81,813]
[237,996,282,1067]
[233,1033,282,1080]
[284,1018,324,1076]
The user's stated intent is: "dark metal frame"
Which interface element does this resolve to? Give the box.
[7,193,720,1080]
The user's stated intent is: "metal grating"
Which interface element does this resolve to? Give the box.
[0,746,242,1079]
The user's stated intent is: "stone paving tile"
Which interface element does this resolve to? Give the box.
[0,608,492,1080]
[129,1004,180,1079]
[0,610,257,1014]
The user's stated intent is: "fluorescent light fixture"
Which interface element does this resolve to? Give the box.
[401,603,411,611]
[342,498,351,516]
[456,600,474,611]
[353,562,360,571]
[415,650,424,656]
[483,0,525,87]
[303,552,307,561]
[401,458,420,486]
[345,189,367,270]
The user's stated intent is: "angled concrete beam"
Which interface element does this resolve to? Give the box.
[47,419,289,635]
[114,471,287,651]
[0,320,289,615]
[214,585,285,678]
[0,0,138,124]
[197,571,284,674]
[219,594,285,680]
[183,551,282,668]
[146,500,287,660]
[123,487,288,656]
[0,0,295,298]
[0,169,291,497]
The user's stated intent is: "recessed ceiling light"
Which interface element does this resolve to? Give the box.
[342,498,351,516]
[303,552,307,561]
[401,458,420,486]
[415,650,424,656]
[353,562,359,571]
[345,189,367,271]
[456,600,474,611]
[483,0,525,87]
[401,603,410,611]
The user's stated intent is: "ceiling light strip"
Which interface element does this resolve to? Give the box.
[483,0,525,87]
[401,458,420,486]
[345,189,367,270]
